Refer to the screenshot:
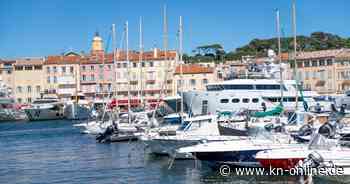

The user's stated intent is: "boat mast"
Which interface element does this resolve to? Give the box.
[126,21,131,124]
[179,15,184,116]
[112,24,117,99]
[138,17,144,108]
[292,0,299,110]
[276,9,284,105]
[163,4,168,97]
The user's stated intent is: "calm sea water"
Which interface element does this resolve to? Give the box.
[0,120,342,184]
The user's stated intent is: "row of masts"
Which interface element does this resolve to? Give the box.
[102,5,185,123]
[276,0,298,111]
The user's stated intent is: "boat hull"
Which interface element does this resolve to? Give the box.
[24,108,64,121]
[64,103,90,120]
[193,150,263,168]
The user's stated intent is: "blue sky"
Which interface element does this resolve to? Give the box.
[1,0,350,58]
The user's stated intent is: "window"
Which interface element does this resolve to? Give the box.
[222,84,254,90]
[36,86,41,93]
[232,98,240,103]
[53,76,57,83]
[25,66,33,70]
[90,65,94,71]
[327,59,332,66]
[117,63,121,68]
[27,86,32,93]
[242,98,250,103]
[252,98,259,103]
[202,79,208,84]
[108,84,112,91]
[201,100,208,115]
[220,99,229,103]
[34,65,42,70]
[123,63,127,68]
[304,61,310,67]
[15,66,23,70]
[297,62,303,68]
[70,66,74,74]
[312,60,318,67]
[108,65,112,70]
[256,84,284,90]
[62,66,66,73]
[133,63,137,68]
[47,77,50,83]
[27,98,32,103]
[319,59,325,66]
[53,66,57,73]
[17,98,22,103]
[91,74,95,81]
[17,86,22,93]
[82,66,86,71]
[190,79,196,86]
[141,62,145,67]
[149,61,154,67]
[82,75,86,81]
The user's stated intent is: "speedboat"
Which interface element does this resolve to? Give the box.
[177,133,302,168]
[140,114,253,159]
[255,134,342,170]
[23,97,65,121]
[64,93,91,120]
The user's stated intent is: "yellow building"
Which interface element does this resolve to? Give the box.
[13,58,45,103]
[289,49,350,94]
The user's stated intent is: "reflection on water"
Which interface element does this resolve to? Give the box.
[0,120,345,184]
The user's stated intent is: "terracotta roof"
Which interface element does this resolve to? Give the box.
[45,55,81,65]
[15,58,44,66]
[45,50,177,65]
[335,49,350,60]
[174,64,214,75]
[296,49,345,60]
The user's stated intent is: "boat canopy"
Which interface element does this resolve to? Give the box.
[251,104,284,117]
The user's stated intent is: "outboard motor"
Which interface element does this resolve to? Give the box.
[299,152,324,169]
[96,125,115,143]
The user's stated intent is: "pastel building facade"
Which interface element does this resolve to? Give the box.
[12,58,45,103]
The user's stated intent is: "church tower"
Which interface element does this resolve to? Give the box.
[91,32,104,55]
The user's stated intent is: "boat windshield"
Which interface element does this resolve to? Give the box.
[308,134,336,150]
[177,121,190,131]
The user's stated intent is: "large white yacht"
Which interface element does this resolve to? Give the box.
[24,97,65,121]
[183,79,321,116]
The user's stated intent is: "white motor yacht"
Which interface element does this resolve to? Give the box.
[24,97,65,121]
[140,114,249,159]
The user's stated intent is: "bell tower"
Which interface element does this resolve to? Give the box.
[91,31,104,55]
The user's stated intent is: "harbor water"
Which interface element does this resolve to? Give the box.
[0,120,341,184]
